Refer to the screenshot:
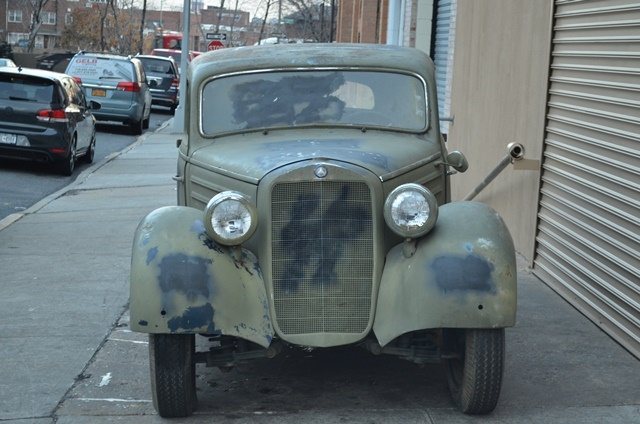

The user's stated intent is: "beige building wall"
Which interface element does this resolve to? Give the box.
[446,0,553,262]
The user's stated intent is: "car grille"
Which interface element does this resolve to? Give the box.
[271,181,374,335]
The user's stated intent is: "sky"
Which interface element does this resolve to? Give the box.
[146,0,276,20]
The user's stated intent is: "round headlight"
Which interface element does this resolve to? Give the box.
[384,184,438,238]
[204,191,257,246]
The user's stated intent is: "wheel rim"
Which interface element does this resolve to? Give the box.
[89,138,95,160]
[69,142,76,172]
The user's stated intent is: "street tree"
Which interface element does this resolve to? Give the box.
[26,0,50,52]
[283,0,333,42]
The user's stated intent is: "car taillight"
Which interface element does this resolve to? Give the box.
[171,78,179,88]
[116,81,140,92]
[72,76,82,85]
[37,109,68,123]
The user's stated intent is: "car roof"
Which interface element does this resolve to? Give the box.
[137,54,175,63]
[0,66,67,82]
[71,51,136,62]
[190,43,434,84]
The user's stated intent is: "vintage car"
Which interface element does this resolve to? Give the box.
[130,43,517,417]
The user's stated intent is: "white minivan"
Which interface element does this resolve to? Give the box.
[66,52,152,135]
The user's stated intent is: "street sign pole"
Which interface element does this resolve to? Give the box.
[173,0,191,133]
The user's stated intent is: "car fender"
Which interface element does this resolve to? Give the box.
[130,206,274,348]
[373,201,517,347]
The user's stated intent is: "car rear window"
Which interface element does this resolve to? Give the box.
[140,58,175,75]
[0,74,57,103]
[66,56,135,83]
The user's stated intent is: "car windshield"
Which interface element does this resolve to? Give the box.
[0,74,55,103]
[201,70,428,135]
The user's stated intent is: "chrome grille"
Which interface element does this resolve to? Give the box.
[271,181,373,335]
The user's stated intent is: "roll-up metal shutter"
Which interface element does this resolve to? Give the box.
[534,0,640,358]
[432,0,455,132]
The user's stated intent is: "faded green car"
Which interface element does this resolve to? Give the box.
[130,44,517,417]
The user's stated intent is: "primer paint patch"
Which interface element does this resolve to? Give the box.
[431,254,496,293]
[167,303,216,332]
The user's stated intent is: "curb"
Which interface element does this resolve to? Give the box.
[0,119,174,233]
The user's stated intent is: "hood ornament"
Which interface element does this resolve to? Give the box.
[314,165,328,178]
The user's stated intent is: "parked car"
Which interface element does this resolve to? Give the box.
[35,51,75,72]
[0,58,17,67]
[129,44,517,418]
[0,67,99,175]
[136,55,179,113]
[65,52,151,135]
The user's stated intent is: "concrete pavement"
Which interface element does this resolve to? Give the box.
[0,121,638,423]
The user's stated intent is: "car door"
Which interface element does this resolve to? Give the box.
[64,77,91,150]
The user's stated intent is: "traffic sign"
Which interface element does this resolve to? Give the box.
[208,40,225,51]
[206,33,227,41]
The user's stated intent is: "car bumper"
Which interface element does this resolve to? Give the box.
[0,128,71,163]
[92,104,144,124]
[150,90,178,107]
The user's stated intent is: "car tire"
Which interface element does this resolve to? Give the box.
[149,334,197,418]
[170,104,177,114]
[143,114,150,130]
[444,328,504,415]
[130,117,144,135]
[82,134,96,164]
[57,138,76,176]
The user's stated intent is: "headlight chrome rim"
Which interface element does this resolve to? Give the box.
[204,191,257,246]
[384,183,438,239]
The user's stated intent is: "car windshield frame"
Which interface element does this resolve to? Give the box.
[199,68,429,137]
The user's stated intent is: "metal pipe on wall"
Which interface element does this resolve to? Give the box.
[463,143,525,201]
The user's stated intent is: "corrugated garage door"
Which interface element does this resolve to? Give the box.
[534,0,640,358]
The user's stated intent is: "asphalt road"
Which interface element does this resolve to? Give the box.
[0,109,173,221]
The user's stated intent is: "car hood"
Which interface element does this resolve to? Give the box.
[189,130,441,184]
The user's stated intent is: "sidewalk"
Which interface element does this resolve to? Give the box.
[0,122,177,422]
[0,123,638,423]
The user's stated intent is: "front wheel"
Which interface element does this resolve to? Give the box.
[149,334,197,418]
[444,328,505,414]
[82,134,95,164]
[57,139,76,176]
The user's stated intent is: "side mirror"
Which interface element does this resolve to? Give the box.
[148,79,158,88]
[446,151,469,173]
[89,100,101,111]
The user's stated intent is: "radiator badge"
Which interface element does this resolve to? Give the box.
[314,165,328,178]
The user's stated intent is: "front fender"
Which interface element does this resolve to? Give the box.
[130,206,273,348]
[374,201,516,347]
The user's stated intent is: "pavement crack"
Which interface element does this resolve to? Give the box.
[50,302,131,421]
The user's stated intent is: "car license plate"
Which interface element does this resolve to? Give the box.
[92,88,107,97]
[0,133,17,145]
